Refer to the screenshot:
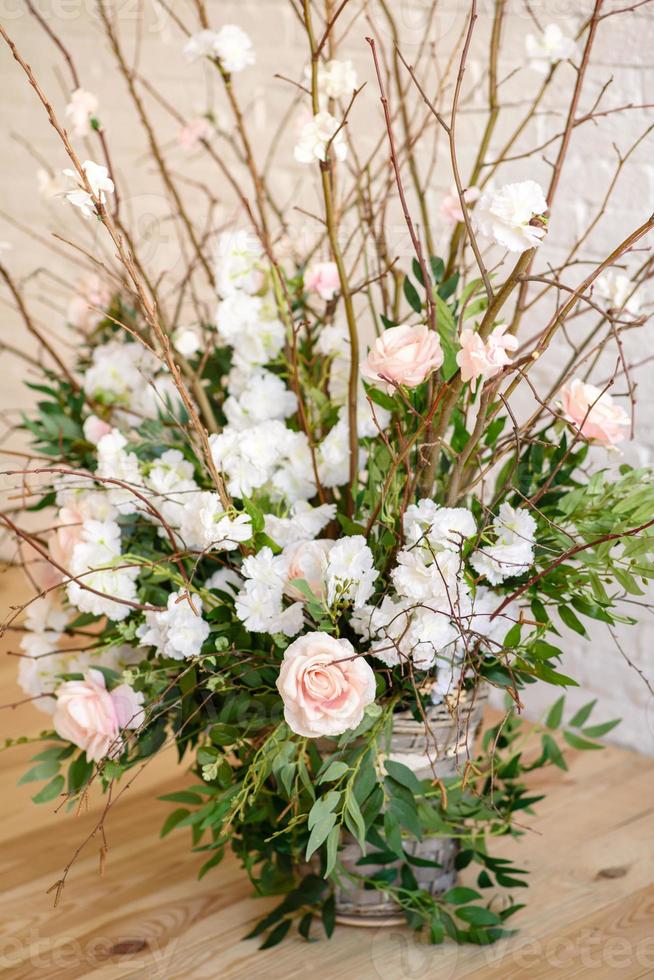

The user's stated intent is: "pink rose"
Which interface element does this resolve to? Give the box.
[361,324,444,391]
[284,539,334,601]
[178,117,212,151]
[53,668,144,762]
[561,379,629,446]
[276,632,376,738]
[83,415,112,446]
[456,323,518,385]
[305,261,340,301]
[440,185,481,226]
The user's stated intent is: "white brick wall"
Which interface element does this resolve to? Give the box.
[0,1,653,752]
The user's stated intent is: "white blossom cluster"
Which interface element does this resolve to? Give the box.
[137,590,211,661]
[352,500,533,674]
[183,26,255,73]
[83,340,183,426]
[210,232,384,504]
[66,518,140,621]
[234,532,377,638]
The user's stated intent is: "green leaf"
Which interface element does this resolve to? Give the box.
[67,753,94,794]
[385,759,424,796]
[541,733,568,771]
[160,808,190,837]
[259,919,291,950]
[32,774,64,804]
[582,719,620,738]
[455,905,502,926]
[563,732,603,751]
[442,886,482,904]
[545,696,565,730]
[430,256,445,282]
[306,810,337,861]
[568,699,597,728]
[325,825,340,878]
[298,912,313,940]
[345,795,366,851]
[365,385,397,412]
[18,760,60,784]
[559,606,587,636]
[403,275,422,314]
[322,894,336,938]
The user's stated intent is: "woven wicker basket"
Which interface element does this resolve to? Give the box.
[334,685,488,927]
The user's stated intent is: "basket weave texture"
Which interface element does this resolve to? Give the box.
[334,686,488,926]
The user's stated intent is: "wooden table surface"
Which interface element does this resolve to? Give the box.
[1,567,653,979]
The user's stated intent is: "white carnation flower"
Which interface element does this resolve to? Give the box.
[137,590,209,660]
[214,228,264,296]
[67,519,139,621]
[264,501,336,548]
[471,502,536,584]
[173,328,201,357]
[403,500,476,552]
[324,535,377,608]
[320,59,357,100]
[474,181,548,252]
[526,24,577,73]
[294,111,347,164]
[596,271,641,317]
[223,369,296,430]
[213,24,255,73]
[179,492,252,551]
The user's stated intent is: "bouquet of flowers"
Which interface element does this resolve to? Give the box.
[2,0,653,949]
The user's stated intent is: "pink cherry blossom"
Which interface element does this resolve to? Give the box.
[178,117,212,151]
[456,324,518,386]
[561,379,629,446]
[305,261,340,301]
[440,185,481,226]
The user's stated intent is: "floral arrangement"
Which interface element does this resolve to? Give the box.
[2,0,653,949]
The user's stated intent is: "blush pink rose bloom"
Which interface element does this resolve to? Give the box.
[285,539,334,602]
[440,185,481,226]
[362,324,444,391]
[54,668,145,762]
[276,632,376,738]
[305,261,340,301]
[456,324,518,385]
[561,379,629,446]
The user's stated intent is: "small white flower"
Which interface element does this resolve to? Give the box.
[65,88,99,137]
[596,271,641,317]
[403,500,476,552]
[213,24,255,73]
[324,535,377,608]
[320,59,357,100]
[179,492,252,551]
[214,228,265,296]
[475,181,548,252]
[63,160,114,217]
[138,590,210,660]
[173,328,201,357]
[183,29,220,62]
[526,24,577,74]
[223,369,296,430]
[294,111,347,164]
[471,502,536,585]
[264,501,336,548]
[66,519,140,621]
